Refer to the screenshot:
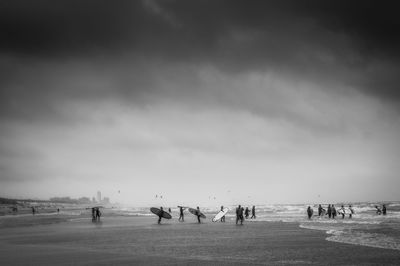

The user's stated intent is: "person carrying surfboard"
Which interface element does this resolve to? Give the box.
[349,204,355,218]
[251,206,256,219]
[195,206,202,223]
[236,205,244,225]
[220,206,225,222]
[339,205,346,219]
[158,207,165,224]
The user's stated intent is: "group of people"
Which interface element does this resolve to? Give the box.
[235,205,256,225]
[307,204,355,219]
[157,205,257,224]
[91,207,102,222]
[307,204,388,219]
[375,204,387,215]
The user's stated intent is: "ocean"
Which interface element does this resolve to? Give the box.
[110,201,400,251]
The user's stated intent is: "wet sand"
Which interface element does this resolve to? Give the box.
[1,215,399,265]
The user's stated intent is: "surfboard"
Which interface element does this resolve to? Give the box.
[188,208,206,219]
[212,207,229,222]
[150,207,172,219]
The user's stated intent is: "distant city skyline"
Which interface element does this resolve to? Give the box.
[1,1,400,205]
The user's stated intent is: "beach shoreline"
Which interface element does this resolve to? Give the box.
[1,214,399,265]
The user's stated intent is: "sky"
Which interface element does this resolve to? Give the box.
[1,0,400,206]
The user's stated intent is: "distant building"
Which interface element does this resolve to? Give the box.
[102,197,110,204]
[97,191,101,203]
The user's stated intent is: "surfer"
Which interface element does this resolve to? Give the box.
[307,206,313,219]
[31,206,35,215]
[158,207,165,224]
[339,205,345,219]
[245,207,250,219]
[318,204,323,216]
[236,205,244,225]
[382,204,387,215]
[179,206,184,222]
[375,205,382,215]
[349,204,354,218]
[332,205,337,219]
[251,206,256,219]
[220,206,225,222]
[196,206,202,223]
[327,204,332,218]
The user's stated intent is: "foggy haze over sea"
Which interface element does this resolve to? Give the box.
[1,0,400,205]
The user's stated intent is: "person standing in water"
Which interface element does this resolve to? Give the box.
[339,205,345,219]
[382,204,387,215]
[31,206,35,215]
[220,206,225,222]
[375,205,382,215]
[178,206,184,222]
[158,207,165,224]
[327,204,332,218]
[332,205,337,219]
[307,206,313,219]
[251,206,256,219]
[318,204,323,216]
[245,207,250,219]
[349,204,354,218]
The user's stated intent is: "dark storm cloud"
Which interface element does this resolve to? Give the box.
[1,0,400,103]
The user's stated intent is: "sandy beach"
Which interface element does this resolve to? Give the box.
[1,214,399,265]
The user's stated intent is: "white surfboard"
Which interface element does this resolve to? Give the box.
[212,207,229,222]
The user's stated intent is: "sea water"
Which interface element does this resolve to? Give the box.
[114,202,400,251]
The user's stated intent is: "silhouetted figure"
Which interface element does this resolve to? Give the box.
[245,207,250,219]
[168,208,171,213]
[31,207,35,215]
[349,204,354,218]
[91,208,96,221]
[220,206,225,222]
[327,204,332,218]
[95,208,101,221]
[196,206,201,223]
[332,205,337,219]
[57,208,60,214]
[251,206,256,219]
[307,206,313,219]
[375,205,382,215]
[158,207,164,224]
[178,206,184,222]
[318,204,323,216]
[236,205,244,225]
[339,205,345,219]
[382,204,387,215]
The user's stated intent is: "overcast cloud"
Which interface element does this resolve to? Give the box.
[1,0,399,205]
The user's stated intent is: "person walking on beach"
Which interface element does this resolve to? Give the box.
[158,207,165,224]
[178,206,184,222]
[95,207,101,221]
[245,207,250,219]
[349,204,354,218]
[91,208,96,221]
[382,204,387,215]
[327,204,332,218]
[195,206,202,224]
[220,206,225,222]
[307,206,313,219]
[332,205,337,219]
[236,205,244,225]
[251,205,256,219]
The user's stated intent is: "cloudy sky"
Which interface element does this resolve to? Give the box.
[1,0,399,206]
